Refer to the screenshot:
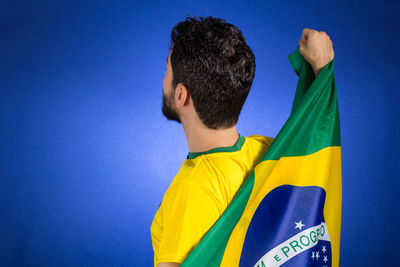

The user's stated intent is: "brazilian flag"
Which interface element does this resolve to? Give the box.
[181,46,341,267]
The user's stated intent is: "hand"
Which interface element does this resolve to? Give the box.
[298,28,334,77]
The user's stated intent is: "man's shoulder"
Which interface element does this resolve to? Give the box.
[172,135,274,183]
[168,134,274,186]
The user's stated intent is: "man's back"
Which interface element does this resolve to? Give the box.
[151,134,274,266]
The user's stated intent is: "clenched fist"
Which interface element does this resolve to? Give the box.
[298,28,334,77]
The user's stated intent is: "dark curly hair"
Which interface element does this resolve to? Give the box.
[168,15,256,130]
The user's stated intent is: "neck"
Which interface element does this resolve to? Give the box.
[182,120,239,153]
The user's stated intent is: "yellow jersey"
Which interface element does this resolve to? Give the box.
[150,134,274,266]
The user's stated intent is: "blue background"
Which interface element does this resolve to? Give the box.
[1,0,399,266]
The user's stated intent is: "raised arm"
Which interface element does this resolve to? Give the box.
[298,28,334,77]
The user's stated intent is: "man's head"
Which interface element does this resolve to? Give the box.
[162,15,256,130]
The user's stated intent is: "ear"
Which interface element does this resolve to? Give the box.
[174,83,191,108]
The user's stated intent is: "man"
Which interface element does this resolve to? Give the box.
[150,15,334,267]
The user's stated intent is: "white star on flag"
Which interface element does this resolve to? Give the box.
[323,255,328,263]
[311,251,315,260]
[294,220,305,230]
[322,245,327,253]
[315,251,320,260]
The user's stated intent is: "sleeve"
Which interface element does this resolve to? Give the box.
[156,180,222,264]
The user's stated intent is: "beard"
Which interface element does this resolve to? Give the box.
[162,92,181,123]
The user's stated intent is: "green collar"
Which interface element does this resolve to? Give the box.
[187,134,245,160]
